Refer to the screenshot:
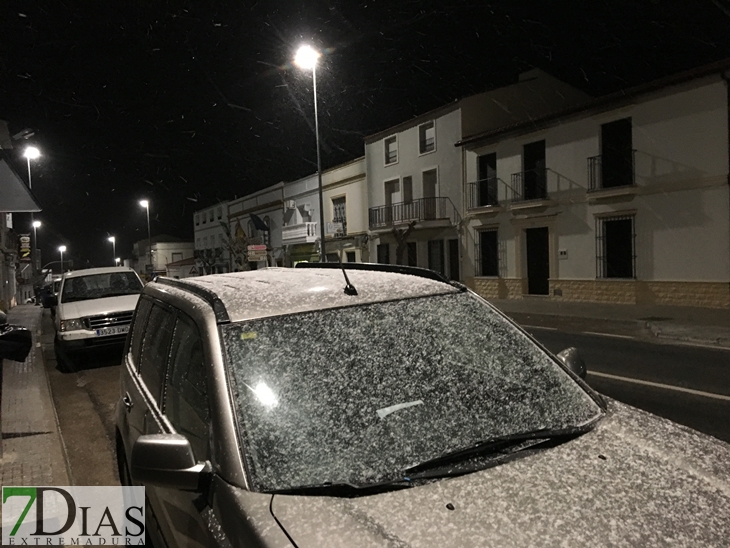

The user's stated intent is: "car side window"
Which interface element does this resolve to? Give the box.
[139,303,175,404]
[129,297,153,366]
[163,314,210,461]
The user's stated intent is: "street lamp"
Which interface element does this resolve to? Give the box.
[294,45,327,263]
[58,245,66,274]
[139,200,152,275]
[32,221,41,271]
[107,236,116,266]
[24,146,41,276]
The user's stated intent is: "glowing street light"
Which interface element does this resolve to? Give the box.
[139,200,152,274]
[58,245,67,274]
[24,146,41,276]
[294,44,326,263]
[107,236,116,266]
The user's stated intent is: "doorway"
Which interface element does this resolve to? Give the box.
[477,153,498,206]
[525,227,549,295]
[523,140,546,200]
[422,169,438,219]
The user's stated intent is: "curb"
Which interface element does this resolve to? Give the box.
[38,309,75,486]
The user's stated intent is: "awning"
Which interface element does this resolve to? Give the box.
[0,159,41,213]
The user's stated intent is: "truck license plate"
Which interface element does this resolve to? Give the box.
[95,325,130,337]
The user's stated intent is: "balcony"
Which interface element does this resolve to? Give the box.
[587,151,637,199]
[282,222,318,245]
[466,178,501,210]
[369,197,460,230]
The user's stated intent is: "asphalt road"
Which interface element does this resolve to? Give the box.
[525,327,730,443]
[39,310,730,488]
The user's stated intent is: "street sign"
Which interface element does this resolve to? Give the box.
[248,250,268,262]
[247,244,267,251]
[18,234,31,263]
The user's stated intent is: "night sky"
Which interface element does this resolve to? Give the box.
[1,0,729,268]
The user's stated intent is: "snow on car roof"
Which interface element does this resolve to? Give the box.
[177,267,460,322]
[62,266,136,278]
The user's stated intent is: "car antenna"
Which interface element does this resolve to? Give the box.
[338,251,358,296]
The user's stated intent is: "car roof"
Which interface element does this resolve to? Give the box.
[62,266,137,279]
[157,267,461,323]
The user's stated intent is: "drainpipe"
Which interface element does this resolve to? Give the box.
[721,70,730,300]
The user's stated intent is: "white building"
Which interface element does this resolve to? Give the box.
[132,235,192,279]
[194,202,229,274]
[364,69,591,279]
[457,59,730,308]
[228,183,284,269]
[282,158,368,264]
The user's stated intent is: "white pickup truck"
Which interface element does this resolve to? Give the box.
[54,266,144,370]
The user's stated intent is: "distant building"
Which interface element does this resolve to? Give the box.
[194,202,230,274]
[131,234,192,279]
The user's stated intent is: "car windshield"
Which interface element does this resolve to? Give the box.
[222,292,603,493]
[61,272,143,303]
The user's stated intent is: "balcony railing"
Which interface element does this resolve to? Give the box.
[466,178,500,209]
[369,197,460,230]
[588,150,636,191]
[511,168,548,202]
[282,222,318,244]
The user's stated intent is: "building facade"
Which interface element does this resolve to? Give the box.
[458,63,730,308]
[194,202,229,275]
[228,183,284,269]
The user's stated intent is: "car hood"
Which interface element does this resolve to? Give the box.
[270,400,730,547]
[58,294,140,319]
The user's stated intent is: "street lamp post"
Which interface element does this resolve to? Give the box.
[32,220,41,272]
[294,45,327,263]
[24,146,41,276]
[139,200,152,275]
[58,245,66,274]
[108,236,116,266]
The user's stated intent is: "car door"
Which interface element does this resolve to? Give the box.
[129,300,177,544]
[155,311,215,547]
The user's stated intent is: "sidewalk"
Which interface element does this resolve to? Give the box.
[0,305,70,488]
[490,297,730,348]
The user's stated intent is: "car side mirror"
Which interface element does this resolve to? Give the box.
[130,434,211,491]
[556,347,587,380]
[0,324,32,362]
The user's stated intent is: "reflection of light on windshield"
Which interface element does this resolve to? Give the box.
[248,382,278,408]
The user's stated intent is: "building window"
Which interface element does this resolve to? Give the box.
[217,206,222,220]
[195,214,199,226]
[209,210,214,222]
[596,215,635,279]
[406,242,417,267]
[419,121,435,154]
[477,229,498,277]
[377,243,390,264]
[332,197,346,223]
[384,136,398,165]
[346,251,356,262]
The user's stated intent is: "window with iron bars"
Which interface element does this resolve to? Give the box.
[419,121,435,154]
[596,215,636,279]
[475,229,499,277]
[384,136,398,165]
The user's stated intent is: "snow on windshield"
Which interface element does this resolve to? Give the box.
[222,292,602,492]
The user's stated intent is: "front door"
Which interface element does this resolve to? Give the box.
[525,227,549,295]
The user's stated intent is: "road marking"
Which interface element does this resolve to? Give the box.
[584,331,634,340]
[523,325,558,331]
[588,371,730,402]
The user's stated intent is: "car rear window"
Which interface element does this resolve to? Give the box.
[222,292,602,492]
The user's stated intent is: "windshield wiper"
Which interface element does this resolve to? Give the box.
[404,427,589,475]
[269,478,412,498]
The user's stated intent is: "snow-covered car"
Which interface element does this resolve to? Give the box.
[116,264,730,547]
[54,266,144,370]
